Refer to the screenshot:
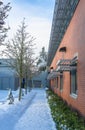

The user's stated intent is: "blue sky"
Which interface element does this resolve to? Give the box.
[4,0,55,55]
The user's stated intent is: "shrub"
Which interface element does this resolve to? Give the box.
[47,89,85,130]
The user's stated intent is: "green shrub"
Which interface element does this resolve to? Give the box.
[46,89,85,130]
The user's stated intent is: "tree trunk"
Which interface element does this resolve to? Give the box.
[25,77,28,94]
[18,78,22,101]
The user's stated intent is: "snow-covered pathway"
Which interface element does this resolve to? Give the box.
[0,88,56,130]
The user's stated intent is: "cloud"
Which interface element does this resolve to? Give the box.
[7,15,52,55]
[28,17,52,54]
[3,0,54,56]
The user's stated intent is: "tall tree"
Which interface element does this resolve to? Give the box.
[0,1,11,44]
[37,47,47,71]
[23,38,36,93]
[2,19,36,100]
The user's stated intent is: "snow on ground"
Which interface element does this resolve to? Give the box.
[0,90,19,103]
[0,88,56,130]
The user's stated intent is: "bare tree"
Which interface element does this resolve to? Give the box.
[2,18,36,100]
[0,1,11,44]
[24,44,36,94]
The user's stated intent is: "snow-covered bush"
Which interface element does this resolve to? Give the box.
[47,89,85,130]
[7,89,14,104]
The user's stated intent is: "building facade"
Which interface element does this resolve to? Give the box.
[32,71,48,88]
[47,0,85,117]
[0,59,19,90]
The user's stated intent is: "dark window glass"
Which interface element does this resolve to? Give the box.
[70,69,77,94]
[60,74,63,90]
[56,77,58,88]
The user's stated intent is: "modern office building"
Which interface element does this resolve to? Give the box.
[47,0,85,117]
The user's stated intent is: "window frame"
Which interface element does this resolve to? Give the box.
[60,73,63,91]
[70,68,78,96]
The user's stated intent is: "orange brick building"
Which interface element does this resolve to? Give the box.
[47,0,85,117]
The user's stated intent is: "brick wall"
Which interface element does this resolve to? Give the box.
[50,0,85,116]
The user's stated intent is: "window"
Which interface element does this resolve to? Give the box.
[54,79,56,88]
[60,73,63,90]
[56,77,58,88]
[70,69,77,95]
